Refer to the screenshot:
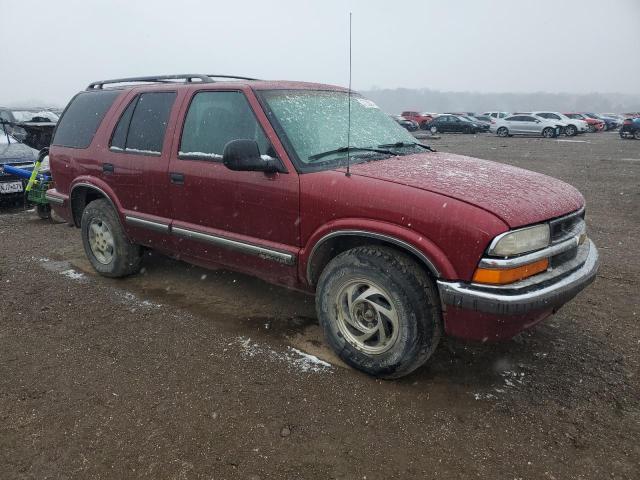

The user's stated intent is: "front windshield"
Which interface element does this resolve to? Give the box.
[259,89,419,171]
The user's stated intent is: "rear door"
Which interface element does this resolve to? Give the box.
[167,88,300,284]
[101,90,178,248]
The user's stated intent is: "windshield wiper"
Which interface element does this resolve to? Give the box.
[377,141,436,152]
[308,146,396,162]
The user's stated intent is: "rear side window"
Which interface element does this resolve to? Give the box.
[53,90,120,149]
[178,91,272,161]
[110,92,176,155]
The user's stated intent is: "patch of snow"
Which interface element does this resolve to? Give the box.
[235,336,331,373]
[117,291,162,309]
[60,269,84,280]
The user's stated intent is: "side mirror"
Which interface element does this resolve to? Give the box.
[223,139,279,173]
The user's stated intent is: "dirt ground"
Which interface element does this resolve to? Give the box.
[1,131,639,479]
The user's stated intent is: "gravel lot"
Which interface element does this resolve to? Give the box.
[1,131,638,479]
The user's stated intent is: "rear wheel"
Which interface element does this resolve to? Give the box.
[634,130,640,140]
[565,124,577,136]
[542,127,556,138]
[497,127,509,137]
[81,199,142,277]
[316,246,442,379]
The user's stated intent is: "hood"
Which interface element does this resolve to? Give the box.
[341,152,584,228]
[0,138,38,164]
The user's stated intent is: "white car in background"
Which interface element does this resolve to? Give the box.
[532,111,588,136]
[491,114,563,138]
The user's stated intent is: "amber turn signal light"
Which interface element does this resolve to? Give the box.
[473,258,549,285]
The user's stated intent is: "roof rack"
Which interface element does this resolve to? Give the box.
[86,74,260,90]
[206,74,260,81]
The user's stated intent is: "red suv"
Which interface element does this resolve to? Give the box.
[46,74,599,378]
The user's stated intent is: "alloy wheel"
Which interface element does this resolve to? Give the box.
[334,279,400,355]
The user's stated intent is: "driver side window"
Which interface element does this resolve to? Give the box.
[179,91,274,161]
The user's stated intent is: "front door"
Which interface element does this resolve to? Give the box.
[167,89,300,285]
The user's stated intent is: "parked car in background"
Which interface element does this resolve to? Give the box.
[564,113,604,132]
[532,111,588,136]
[491,114,562,138]
[619,117,640,139]
[400,111,433,129]
[472,114,493,124]
[582,113,619,131]
[46,73,599,378]
[425,115,481,134]
[390,115,419,132]
[0,129,38,203]
[461,115,491,132]
[481,111,510,121]
[0,107,59,149]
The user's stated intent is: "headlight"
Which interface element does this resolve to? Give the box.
[488,224,550,257]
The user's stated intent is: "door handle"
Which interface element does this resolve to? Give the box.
[170,172,184,185]
[103,163,114,174]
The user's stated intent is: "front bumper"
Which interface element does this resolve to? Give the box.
[438,240,598,315]
[437,240,599,340]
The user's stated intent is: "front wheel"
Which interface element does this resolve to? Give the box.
[316,246,442,379]
[81,199,142,278]
[542,127,556,138]
[497,127,509,137]
[565,125,577,136]
[634,130,640,140]
[587,124,596,133]
[430,126,438,134]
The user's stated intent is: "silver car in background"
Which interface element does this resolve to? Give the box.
[491,114,563,138]
[532,111,588,136]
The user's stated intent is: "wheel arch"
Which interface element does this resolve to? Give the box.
[69,181,120,227]
[305,229,451,287]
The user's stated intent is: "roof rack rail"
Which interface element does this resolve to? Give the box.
[206,74,261,81]
[86,74,214,90]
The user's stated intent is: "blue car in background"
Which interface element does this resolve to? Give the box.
[620,117,640,140]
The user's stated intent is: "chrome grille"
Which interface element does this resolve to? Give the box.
[550,208,585,244]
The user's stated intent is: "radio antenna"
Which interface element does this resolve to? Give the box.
[346,12,352,177]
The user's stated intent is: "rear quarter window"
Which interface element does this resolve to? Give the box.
[52,90,121,149]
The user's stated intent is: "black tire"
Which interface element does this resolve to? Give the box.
[634,130,640,140]
[80,199,142,278]
[429,126,438,134]
[36,204,51,220]
[587,124,596,133]
[542,127,555,138]
[565,124,577,136]
[497,126,509,137]
[316,246,442,379]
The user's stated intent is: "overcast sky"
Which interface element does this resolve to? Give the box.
[2,0,638,106]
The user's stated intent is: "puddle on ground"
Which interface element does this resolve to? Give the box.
[62,251,347,367]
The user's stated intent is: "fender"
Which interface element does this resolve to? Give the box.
[301,218,458,285]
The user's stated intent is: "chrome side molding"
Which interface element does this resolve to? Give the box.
[125,215,170,234]
[172,226,295,265]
